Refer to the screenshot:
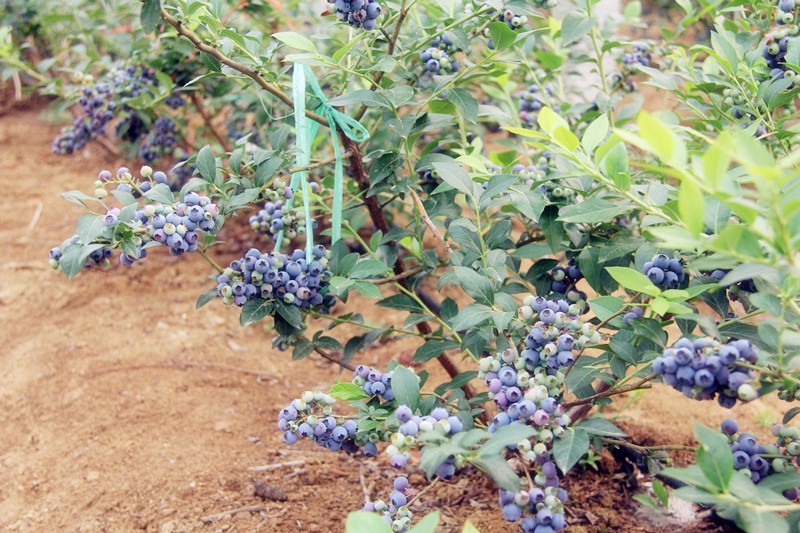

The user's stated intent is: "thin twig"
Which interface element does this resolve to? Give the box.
[360,466,373,503]
[313,346,356,371]
[563,379,653,408]
[159,7,327,126]
[82,360,275,379]
[373,266,424,285]
[94,134,122,157]
[201,505,266,524]
[190,91,233,152]
[248,460,305,472]
[408,188,453,254]
[600,438,696,454]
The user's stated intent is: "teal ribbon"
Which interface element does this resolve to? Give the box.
[277,64,370,261]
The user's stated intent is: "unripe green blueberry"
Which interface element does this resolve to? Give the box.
[737,384,757,401]
[533,442,548,456]
[140,166,153,178]
[788,441,800,456]
[163,223,176,236]
[95,188,108,200]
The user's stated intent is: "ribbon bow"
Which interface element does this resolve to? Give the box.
[276,64,370,263]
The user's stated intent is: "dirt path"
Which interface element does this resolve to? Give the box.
[0,108,782,532]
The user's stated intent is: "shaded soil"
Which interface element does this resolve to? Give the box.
[0,107,784,532]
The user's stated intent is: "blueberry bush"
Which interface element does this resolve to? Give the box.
[4,0,800,530]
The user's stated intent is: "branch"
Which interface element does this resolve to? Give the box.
[313,346,356,371]
[339,135,480,403]
[159,7,327,126]
[190,91,233,152]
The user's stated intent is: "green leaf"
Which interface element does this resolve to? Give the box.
[661,464,717,491]
[452,266,494,306]
[409,512,440,533]
[588,296,626,322]
[272,31,317,53]
[143,183,175,205]
[560,12,594,46]
[76,214,106,245]
[472,454,520,491]
[377,294,425,313]
[328,382,369,401]
[558,197,630,224]
[479,425,535,457]
[140,0,161,34]
[196,145,217,183]
[447,88,478,124]
[392,366,420,411]
[602,142,631,190]
[345,511,393,533]
[462,521,481,533]
[757,471,800,494]
[577,418,627,438]
[351,259,390,278]
[487,21,517,51]
[449,303,494,331]
[353,281,382,299]
[328,90,391,109]
[552,428,590,473]
[672,486,723,505]
[605,266,660,296]
[653,479,669,508]
[275,300,303,329]
[736,509,789,533]
[240,299,274,326]
[432,162,478,198]
[678,179,705,236]
[581,114,609,154]
[196,289,217,309]
[694,422,733,492]
[413,340,460,363]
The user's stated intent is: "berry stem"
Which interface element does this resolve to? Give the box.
[563,374,655,408]
[198,248,224,274]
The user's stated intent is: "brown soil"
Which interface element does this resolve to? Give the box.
[0,107,783,532]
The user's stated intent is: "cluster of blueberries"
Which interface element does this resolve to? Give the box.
[327,0,381,30]
[428,34,457,53]
[387,404,465,473]
[762,0,800,80]
[4,0,39,37]
[104,167,220,262]
[479,346,571,442]
[139,117,178,164]
[214,245,336,311]
[518,294,593,328]
[420,46,460,76]
[641,253,686,289]
[164,94,185,109]
[611,43,652,92]
[362,476,414,532]
[277,389,379,456]
[353,364,396,401]
[720,419,800,498]
[652,337,759,408]
[499,482,568,532]
[248,179,320,241]
[720,87,769,137]
[49,240,113,271]
[516,85,552,126]
[52,83,116,155]
[549,260,583,296]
